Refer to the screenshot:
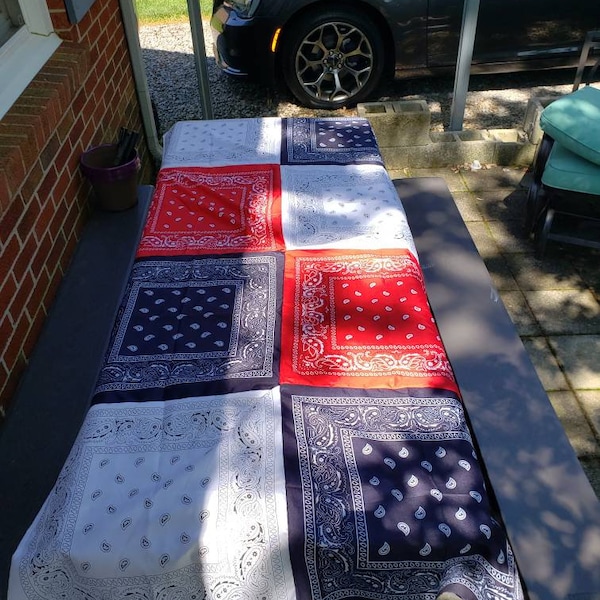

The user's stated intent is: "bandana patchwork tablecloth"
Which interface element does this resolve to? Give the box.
[9,118,523,600]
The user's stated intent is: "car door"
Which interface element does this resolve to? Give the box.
[426,0,599,68]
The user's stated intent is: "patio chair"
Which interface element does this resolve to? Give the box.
[525,41,600,258]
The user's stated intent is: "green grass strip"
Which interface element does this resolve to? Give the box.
[134,0,213,24]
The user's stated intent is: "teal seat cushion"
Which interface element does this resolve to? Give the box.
[542,142,600,195]
[540,86,600,166]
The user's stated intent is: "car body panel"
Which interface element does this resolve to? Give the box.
[428,0,597,67]
[210,0,600,104]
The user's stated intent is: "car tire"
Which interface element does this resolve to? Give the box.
[280,8,385,109]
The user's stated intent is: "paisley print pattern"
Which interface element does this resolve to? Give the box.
[281,387,520,600]
[13,392,295,600]
[93,253,283,402]
[280,249,457,391]
[161,117,282,168]
[280,164,416,252]
[9,118,523,600]
[137,165,284,256]
[281,117,383,165]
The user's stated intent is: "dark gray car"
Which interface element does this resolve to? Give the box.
[211,0,600,109]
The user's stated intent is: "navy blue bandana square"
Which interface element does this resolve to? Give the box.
[281,117,383,165]
[280,386,521,600]
[93,254,282,402]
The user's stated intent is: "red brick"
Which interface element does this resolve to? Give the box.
[0,0,155,411]
[0,273,17,318]
[0,194,26,244]
[40,133,61,172]
[37,165,59,209]
[0,143,26,198]
[0,362,9,403]
[48,230,67,276]
[14,94,59,136]
[20,160,44,208]
[0,120,45,156]
[21,86,62,122]
[0,172,10,215]
[0,234,20,281]
[48,194,68,237]
[0,314,13,353]
[8,101,52,141]
[60,225,80,272]
[56,138,80,176]
[23,304,46,358]
[56,108,76,145]
[42,264,63,314]
[85,16,103,48]
[46,0,64,10]
[34,266,51,308]
[31,231,53,278]
[12,234,37,289]
[8,269,34,325]
[16,198,40,246]
[3,311,27,369]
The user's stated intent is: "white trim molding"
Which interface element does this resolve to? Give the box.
[0,0,61,120]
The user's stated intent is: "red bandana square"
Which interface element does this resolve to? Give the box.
[280,249,458,392]
[137,166,284,256]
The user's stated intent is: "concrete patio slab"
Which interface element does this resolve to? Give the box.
[504,253,588,291]
[405,167,467,192]
[458,165,529,192]
[483,255,520,291]
[524,290,600,335]
[390,162,599,507]
[499,290,542,336]
[464,221,502,258]
[549,335,600,389]
[393,163,600,504]
[521,337,570,391]
[451,191,483,222]
[548,391,600,457]
[576,390,600,438]
[487,220,532,253]
[474,188,528,222]
[580,457,600,497]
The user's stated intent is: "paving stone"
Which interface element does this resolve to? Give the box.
[523,290,600,335]
[459,165,529,192]
[452,191,483,222]
[393,165,600,473]
[521,336,570,391]
[499,290,541,336]
[474,188,528,222]
[548,335,600,389]
[576,390,600,441]
[573,251,600,299]
[408,168,467,193]
[464,221,501,259]
[487,220,532,253]
[579,457,600,499]
[548,391,600,457]
[504,253,588,291]
[483,255,520,291]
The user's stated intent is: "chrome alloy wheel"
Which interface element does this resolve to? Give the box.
[294,21,375,104]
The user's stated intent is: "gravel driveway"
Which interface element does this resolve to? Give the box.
[139,21,576,137]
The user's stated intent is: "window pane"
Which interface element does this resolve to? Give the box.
[0,0,21,45]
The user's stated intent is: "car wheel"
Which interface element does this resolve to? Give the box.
[280,9,385,109]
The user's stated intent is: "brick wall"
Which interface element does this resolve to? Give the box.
[0,0,154,420]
